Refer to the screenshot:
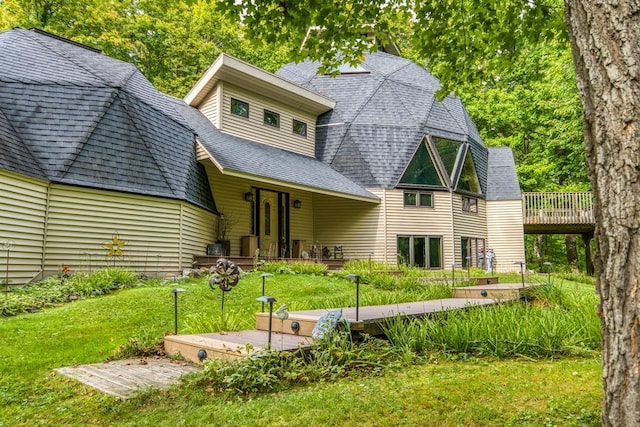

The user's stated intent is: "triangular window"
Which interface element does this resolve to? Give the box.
[433,137,462,180]
[456,148,481,193]
[399,140,444,187]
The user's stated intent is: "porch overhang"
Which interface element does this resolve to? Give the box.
[196,140,379,204]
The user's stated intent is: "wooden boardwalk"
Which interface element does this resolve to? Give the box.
[58,282,537,398]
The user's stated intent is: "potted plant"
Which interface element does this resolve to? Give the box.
[216,212,237,256]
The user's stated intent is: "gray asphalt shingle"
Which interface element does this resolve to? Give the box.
[276,51,513,195]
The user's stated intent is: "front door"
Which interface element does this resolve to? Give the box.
[260,191,278,258]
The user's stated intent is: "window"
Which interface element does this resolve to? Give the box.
[461,237,486,268]
[264,110,280,128]
[457,149,481,193]
[230,98,249,118]
[397,235,442,269]
[399,141,444,187]
[403,191,433,208]
[462,196,478,213]
[293,119,307,137]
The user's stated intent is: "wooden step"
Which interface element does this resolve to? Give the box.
[164,330,313,364]
[453,283,538,300]
[255,312,320,337]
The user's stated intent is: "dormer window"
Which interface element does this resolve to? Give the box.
[264,110,280,128]
[293,119,307,137]
[231,98,249,118]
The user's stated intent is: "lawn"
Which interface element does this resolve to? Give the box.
[0,267,602,426]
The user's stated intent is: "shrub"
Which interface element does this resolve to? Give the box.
[259,260,327,275]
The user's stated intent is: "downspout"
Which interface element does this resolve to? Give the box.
[39,182,52,280]
[179,203,184,271]
[383,189,388,264]
[450,189,456,269]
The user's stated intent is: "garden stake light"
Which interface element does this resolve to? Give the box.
[465,256,471,281]
[514,261,525,287]
[257,295,276,349]
[172,288,186,335]
[544,261,552,285]
[3,240,13,297]
[260,273,273,312]
[346,274,361,321]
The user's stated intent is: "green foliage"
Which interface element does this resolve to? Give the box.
[111,328,166,359]
[0,268,138,316]
[190,331,402,396]
[382,283,600,359]
[259,260,328,275]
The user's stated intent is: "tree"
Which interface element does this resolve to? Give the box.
[222,1,639,424]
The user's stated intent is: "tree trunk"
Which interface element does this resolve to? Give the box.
[565,1,640,425]
[565,234,578,270]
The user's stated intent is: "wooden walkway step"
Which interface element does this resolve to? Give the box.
[55,358,200,399]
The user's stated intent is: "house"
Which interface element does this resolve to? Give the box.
[0,28,524,285]
[187,52,525,272]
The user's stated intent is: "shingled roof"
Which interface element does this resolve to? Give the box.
[0,28,215,212]
[277,52,491,194]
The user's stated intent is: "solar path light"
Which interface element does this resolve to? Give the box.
[257,295,277,349]
[260,273,273,312]
[172,288,186,335]
[346,274,361,321]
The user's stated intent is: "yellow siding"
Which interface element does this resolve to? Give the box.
[486,200,525,272]
[313,192,383,261]
[180,202,217,269]
[203,163,314,256]
[199,85,220,128]
[44,186,186,278]
[0,170,48,284]
[219,82,317,157]
[383,190,455,268]
[451,194,488,266]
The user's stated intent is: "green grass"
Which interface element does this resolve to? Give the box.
[0,267,603,426]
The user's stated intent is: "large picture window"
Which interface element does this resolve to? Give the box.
[397,235,442,269]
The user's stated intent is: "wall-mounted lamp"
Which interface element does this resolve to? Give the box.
[244,192,254,202]
[292,200,302,209]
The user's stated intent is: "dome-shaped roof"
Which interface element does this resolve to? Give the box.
[0,28,214,211]
[277,51,487,193]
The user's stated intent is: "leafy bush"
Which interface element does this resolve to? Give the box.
[259,260,327,275]
[110,327,166,359]
[188,330,404,396]
[0,268,139,316]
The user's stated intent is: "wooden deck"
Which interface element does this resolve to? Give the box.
[166,282,538,364]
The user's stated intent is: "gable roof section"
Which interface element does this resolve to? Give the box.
[0,28,215,212]
[277,51,490,192]
[0,107,45,179]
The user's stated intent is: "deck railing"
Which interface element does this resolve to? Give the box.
[523,192,593,225]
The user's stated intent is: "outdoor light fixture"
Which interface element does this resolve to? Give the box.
[465,256,471,280]
[260,273,273,312]
[346,274,361,321]
[257,295,277,350]
[451,263,458,285]
[291,321,300,334]
[197,349,207,362]
[543,261,552,285]
[514,261,525,288]
[293,200,302,209]
[480,290,488,297]
[172,288,186,335]
[244,192,254,202]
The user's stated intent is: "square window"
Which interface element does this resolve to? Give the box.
[462,196,478,213]
[403,192,417,206]
[264,110,280,128]
[419,193,433,207]
[293,119,307,136]
[230,98,249,118]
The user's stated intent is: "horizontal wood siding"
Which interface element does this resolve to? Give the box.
[383,190,455,268]
[45,186,183,278]
[203,163,314,256]
[220,82,316,157]
[0,170,48,284]
[451,194,488,266]
[313,192,383,261]
[486,200,525,272]
[180,202,217,269]
[199,86,220,128]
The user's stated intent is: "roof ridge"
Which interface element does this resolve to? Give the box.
[23,29,138,88]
